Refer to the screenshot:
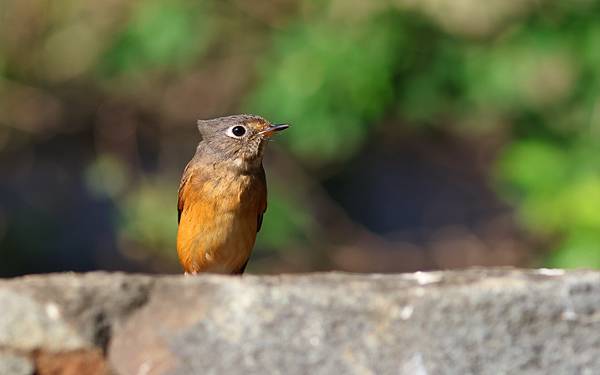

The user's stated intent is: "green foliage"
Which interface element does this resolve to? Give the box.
[256,187,313,251]
[85,154,129,199]
[249,1,600,267]
[248,14,403,164]
[98,0,211,77]
[91,0,600,268]
[4,0,600,270]
[118,181,178,258]
[547,230,600,269]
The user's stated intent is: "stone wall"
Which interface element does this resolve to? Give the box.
[0,269,599,374]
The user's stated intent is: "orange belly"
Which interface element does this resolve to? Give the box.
[176,172,265,274]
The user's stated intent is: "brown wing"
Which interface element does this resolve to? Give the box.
[233,259,249,275]
[237,166,267,275]
[256,165,267,233]
[177,162,194,224]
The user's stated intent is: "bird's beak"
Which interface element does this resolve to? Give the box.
[259,123,289,138]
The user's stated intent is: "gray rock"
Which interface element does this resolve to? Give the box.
[1,269,600,375]
[0,353,34,375]
[0,288,86,351]
[0,272,153,352]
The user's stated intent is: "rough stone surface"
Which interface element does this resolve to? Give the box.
[0,352,34,375]
[1,269,600,374]
[34,350,108,375]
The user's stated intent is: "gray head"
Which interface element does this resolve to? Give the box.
[196,114,288,170]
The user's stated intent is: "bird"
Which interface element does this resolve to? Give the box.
[176,114,289,275]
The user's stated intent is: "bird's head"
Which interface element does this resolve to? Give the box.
[196,114,289,170]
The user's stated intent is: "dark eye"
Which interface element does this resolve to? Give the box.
[232,126,246,136]
[226,125,247,138]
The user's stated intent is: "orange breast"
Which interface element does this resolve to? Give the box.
[176,168,266,274]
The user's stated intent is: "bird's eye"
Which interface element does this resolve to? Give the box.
[226,125,247,138]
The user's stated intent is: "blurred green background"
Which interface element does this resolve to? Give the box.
[1,0,599,276]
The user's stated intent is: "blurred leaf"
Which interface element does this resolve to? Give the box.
[497,140,570,197]
[546,230,600,269]
[464,39,577,111]
[85,154,129,199]
[98,0,211,77]
[580,22,600,68]
[398,38,466,122]
[118,181,178,258]
[256,188,312,250]
[248,12,403,164]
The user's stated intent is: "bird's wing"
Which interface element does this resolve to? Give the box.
[256,165,267,233]
[177,162,195,224]
[233,259,249,275]
[237,168,267,275]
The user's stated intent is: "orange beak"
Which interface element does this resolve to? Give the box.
[259,123,289,138]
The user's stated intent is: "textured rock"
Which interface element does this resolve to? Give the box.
[34,350,108,375]
[1,269,600,374]
[0,289,86,351]
[0,353,34,375]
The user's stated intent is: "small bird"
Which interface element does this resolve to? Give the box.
[176,114,288,274]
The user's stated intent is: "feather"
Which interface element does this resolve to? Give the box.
[176,162,267,274]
